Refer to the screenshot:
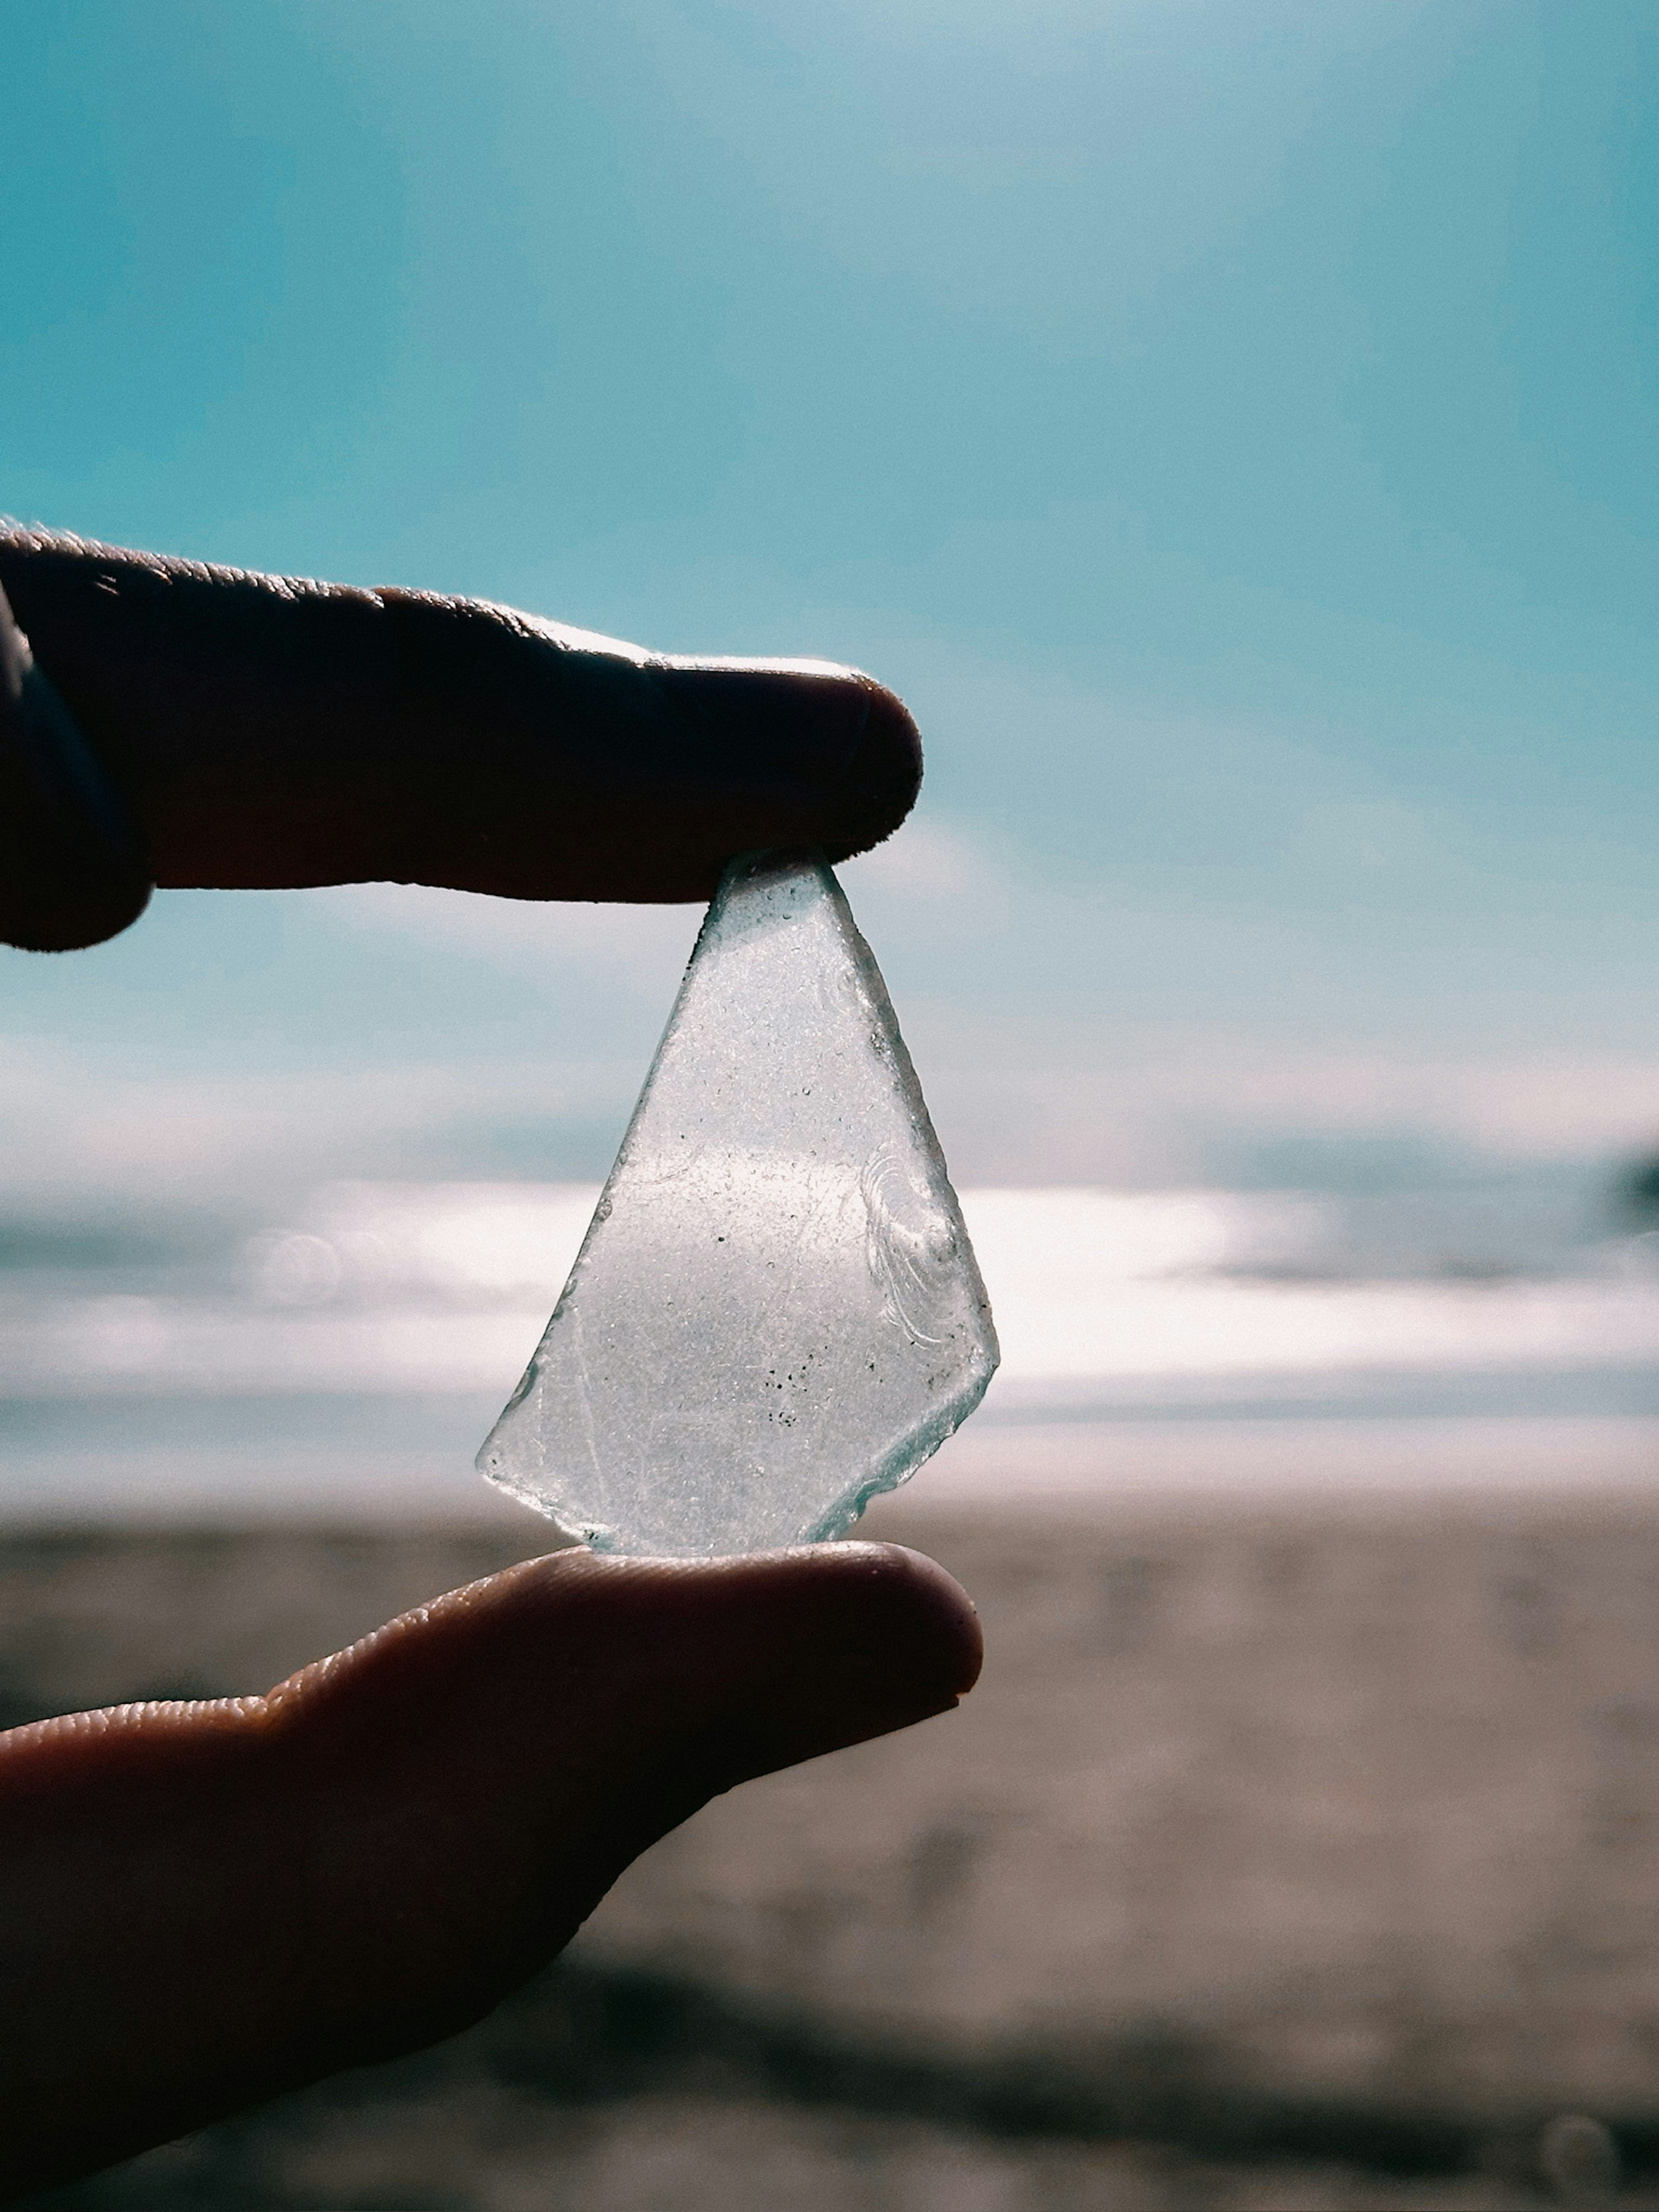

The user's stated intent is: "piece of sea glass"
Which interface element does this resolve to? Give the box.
[477,849,999,1555]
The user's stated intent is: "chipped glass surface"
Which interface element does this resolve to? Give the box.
[477,850,998,1555]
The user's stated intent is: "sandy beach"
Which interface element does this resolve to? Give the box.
[10,1473,1659,2207]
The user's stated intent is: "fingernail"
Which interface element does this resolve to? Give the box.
[0,586,152,951]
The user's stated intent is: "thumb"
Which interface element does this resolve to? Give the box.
[0,1541,980,2198]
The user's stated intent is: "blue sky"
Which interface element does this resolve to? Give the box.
[5,0,1659,1205]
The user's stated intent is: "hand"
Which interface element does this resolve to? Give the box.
[0,526,922,952]
[0,531,978,2199]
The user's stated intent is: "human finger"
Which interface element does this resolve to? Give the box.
[0,529,923,950]
[0,1540,979,2197]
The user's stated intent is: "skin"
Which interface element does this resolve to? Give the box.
[0,531,981,2199]
[0,529,923,950]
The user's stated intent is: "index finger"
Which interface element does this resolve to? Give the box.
[0,530,922,950]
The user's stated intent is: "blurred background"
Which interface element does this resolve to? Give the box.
[10,1,1659,2203]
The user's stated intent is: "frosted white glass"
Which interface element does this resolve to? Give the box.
[477,851,998,1554]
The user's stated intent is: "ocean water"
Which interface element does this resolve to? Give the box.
[0,1175,1655,1521]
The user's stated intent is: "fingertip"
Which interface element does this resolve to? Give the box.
[642,660,922,862]
[572,1538,981,1704]
[791,1540,983,1701]
[591,1539,982,1766]
[624,659,921,893]
[644,1539,981,1805]
[0,1535,981,2181]
[0,535,925,903]
[823,678,924,864]
[314,1538,980,1787]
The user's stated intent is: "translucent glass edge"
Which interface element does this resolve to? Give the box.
[467,851,743,1509]
[474,1330,999,1558]
[800,1333,1001,1545]
[815,862,1000,1360]
[474,845,1000,1457]
[476,1455,621,1551]
[470,846,1002,1554]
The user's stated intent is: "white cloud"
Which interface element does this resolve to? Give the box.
[4,802,1655,1207]
[0,1016,1653,1217]
[840,821,989,902]
[321,880,700,996]
[0,1039,634,1207]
